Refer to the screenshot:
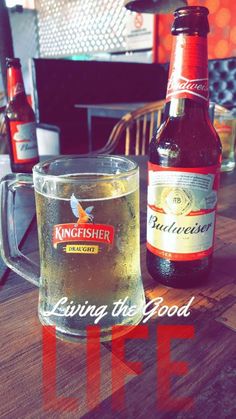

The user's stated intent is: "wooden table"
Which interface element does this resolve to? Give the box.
[0,157,236,418]
[74,103,149,152]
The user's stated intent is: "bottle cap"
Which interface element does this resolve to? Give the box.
[172,6,209,36]
[6,58,21,68]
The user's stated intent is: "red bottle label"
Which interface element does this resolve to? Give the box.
[9,121,38,164]
[166,35,209,104]
[147,163,220,261]
[7,67,25,100]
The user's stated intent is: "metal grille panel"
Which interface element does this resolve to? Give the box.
[36,0,131,57]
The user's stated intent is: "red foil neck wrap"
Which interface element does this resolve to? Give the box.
[7,67,25,100]
[166,34,209,104]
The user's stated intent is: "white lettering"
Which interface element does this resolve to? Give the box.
[44,295,195,324]
[167,75,208,93]
[142,296,195,323]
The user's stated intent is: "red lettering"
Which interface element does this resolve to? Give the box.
[42,326,78,412]
[86,326,101,410]
[157,325,194,411]
[41,324,195,414]
[111,325,149,411]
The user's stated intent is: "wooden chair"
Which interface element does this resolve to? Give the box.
[95,100,165,155]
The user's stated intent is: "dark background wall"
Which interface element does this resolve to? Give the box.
[32,59,168,154]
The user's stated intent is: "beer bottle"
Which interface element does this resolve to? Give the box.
[5,58,39,173]
[146,6,222,288]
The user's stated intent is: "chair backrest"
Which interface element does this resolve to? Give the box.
[99,100,165,155]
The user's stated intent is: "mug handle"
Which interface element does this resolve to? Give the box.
[0,173,40,287]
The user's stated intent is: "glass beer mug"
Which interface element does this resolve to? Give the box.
[0,156,145,341]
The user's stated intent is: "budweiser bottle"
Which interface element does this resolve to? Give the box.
[5,58,39,173]
[147,6,222,288]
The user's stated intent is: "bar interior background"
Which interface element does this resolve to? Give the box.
[0,0,235,104]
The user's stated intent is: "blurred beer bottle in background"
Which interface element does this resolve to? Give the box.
[5,58,39,173]
[147,6,222,288]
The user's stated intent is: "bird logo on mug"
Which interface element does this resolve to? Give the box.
[70,194,94,224]
[52,194,114,253]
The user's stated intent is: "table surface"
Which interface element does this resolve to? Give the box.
[1,156,236,418]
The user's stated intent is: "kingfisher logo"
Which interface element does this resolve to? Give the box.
[52,194,115,251]
[52,224,114,248]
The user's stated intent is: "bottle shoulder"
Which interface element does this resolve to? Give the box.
[149,115,222,167]
[5,100,35,122]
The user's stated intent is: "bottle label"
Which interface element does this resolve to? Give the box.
[166,35,209,104]
[7,67,25,99]
[147,163,220,261]
[9,121,38,163]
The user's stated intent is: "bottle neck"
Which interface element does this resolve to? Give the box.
[166,33,209,109]
[168,98,209,118]
[7,66,26,101]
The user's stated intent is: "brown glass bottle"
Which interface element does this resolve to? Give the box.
[146,6,222,288]
[5,58,39,173]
